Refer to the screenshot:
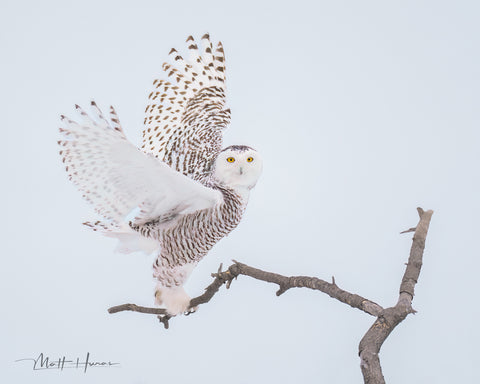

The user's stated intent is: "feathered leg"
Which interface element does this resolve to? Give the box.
[153,261,197,316]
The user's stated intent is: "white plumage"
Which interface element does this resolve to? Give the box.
[59,34,262,316]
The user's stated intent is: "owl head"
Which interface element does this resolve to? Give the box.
[213,145,263,190]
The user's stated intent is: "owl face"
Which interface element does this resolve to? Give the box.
[213,145,263,190]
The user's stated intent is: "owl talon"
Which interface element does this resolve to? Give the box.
[184,306,198,316]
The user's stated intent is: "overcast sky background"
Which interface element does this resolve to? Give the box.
[1,1,479,383]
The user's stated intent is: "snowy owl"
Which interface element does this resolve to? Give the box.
[58,34,262,316]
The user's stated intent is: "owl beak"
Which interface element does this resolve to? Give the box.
[239,167,243,175]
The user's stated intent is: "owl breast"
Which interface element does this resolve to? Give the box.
[149,185,246,284]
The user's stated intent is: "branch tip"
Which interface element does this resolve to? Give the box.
[276,284,288,296]
[158,315,170,329]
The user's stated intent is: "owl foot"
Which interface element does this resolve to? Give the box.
[155,285,192,316]
[184,305,198,316]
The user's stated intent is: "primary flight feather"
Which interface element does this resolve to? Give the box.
[59,34,262,316]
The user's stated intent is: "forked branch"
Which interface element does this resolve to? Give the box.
[108,207,433,384]
[358,207,433,384]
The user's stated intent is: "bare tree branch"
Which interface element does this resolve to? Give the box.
[108,261,384,320]
[108,303,167,315]
[214,261,384,316]
[358,207,433,384]
[108,263,233,328]
[107,263,231,318]
[108,207,433,383]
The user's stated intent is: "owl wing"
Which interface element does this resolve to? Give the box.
[59,102,222,224]
[142,34,230,181]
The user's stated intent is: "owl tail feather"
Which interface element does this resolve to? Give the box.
[83,221,159,255]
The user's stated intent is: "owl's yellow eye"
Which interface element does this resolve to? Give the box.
[226,157,235,163]
[246,157,254,163]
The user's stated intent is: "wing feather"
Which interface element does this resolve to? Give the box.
[142,33,230,181]
[59,102,222,223]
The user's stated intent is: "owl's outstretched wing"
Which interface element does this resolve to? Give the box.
[142,33,230,181]
[59,102,222,223]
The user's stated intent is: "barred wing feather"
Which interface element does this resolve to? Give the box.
[142,33,230,181]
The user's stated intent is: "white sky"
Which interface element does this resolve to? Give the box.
[1,1,479,383]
